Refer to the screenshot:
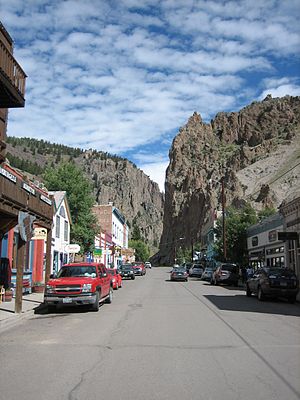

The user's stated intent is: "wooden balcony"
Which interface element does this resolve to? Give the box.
[0,37,27,108]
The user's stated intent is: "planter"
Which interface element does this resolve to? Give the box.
[32,285,45,293]
[4,289,13,302]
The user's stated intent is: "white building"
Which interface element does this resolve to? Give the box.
[49,191,72,273]
[93,203,129,268]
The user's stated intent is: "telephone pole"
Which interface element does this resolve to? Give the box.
[221,177,227,261]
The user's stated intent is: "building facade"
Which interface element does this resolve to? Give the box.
[247,213,285,270]
[279,194,300,278]
[49,191,71,274]
[0,22,53,311]
[93,203,129,268]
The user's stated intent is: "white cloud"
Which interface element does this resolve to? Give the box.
[1,0,299,194]
[139,161,169,192]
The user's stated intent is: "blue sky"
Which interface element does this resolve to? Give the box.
[1,0,300,191]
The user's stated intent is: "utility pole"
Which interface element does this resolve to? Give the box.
[221,177,227,261]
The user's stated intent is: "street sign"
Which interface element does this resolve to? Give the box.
[65,244,81,253]
[277,232,298,241]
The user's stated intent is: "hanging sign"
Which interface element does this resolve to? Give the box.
[65,244,81,253]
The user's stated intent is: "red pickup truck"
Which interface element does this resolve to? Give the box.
[44,262,113,312]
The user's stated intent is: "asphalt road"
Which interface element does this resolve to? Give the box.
[0,267,299,400]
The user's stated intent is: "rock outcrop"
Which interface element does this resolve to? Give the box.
[156,95,300,265]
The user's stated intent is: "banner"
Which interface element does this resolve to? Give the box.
[18,211,36,242]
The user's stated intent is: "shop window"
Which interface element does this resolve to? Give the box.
[56,216,60,238]
[252,236,258,246]
[64,220,68,242]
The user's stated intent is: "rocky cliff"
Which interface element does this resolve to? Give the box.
[156,95,300,265]
[79,152,164,251]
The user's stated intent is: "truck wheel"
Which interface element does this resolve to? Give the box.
[91,291,100,311]
[106,287,113,304]
[246,284,251,297]
[257,286,265,301]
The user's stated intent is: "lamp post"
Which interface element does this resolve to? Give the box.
[174,237,185,264]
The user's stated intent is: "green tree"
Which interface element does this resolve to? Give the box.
[129,239,150,262]
[257,206,277,221]
[214,203,257,265]
[43,162,98,253]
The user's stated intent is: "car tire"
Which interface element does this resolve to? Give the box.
[288,296,296,304]
[46,304,56,313]
[91,291,100,311]
[106,288,113,304]
[246,284,251,297]
[131,276,135,280]
[257,286,265,301]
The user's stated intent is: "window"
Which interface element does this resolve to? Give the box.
[252,236,258,246]
[56,216,60,238]
[59,206,66,218]
[64,220,68,242]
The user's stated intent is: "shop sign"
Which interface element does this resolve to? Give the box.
[22,182,36,196]
[65,244,80,253]
[277,232,298,241]
[93,248,102,256]
[40,194,52,205]
[0,166,17,183]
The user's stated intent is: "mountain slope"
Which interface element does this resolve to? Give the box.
[5,139,164,252]
[156,95,300,265]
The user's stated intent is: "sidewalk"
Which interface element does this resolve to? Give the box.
[0,292,46,332]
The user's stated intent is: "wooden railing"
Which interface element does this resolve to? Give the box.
[0,40,26,97]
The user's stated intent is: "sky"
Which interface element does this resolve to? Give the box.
[1,0,300,192]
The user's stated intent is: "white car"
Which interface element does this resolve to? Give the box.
[145,262,152,269]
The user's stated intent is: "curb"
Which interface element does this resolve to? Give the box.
[0,302,48,333]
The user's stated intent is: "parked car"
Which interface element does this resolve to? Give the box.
[246,267,299,303]
[201,267,214,281]
[132,261,146,276]
[107,268,122,290]
[170,266,188,282]
[189,263,204,278]
[119,264,135,280]
[44,263,113,312]
[145,261,152,269]
[211,263,239,286]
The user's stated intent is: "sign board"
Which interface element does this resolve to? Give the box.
[65,244,80,253]
[93,248,102,256]
[32,227,47,240]
[277,232,298,241]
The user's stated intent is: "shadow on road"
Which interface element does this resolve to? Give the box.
[34,303,101,316]
[204,294,300,317]
[202,282,246,292]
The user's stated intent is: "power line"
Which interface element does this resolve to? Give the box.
[250,160,300,197]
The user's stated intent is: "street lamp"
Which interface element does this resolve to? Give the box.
[174,237,185,264]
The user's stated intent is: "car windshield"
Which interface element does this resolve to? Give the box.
[121,264,133,270]
[265,268,296,278]
[57,266,97,278]
[173,268,185,272]
[221,264,237,272]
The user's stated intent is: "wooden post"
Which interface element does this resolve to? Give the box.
[15,238,25,314]
[221,178,227,261]
[45,228,52,284]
